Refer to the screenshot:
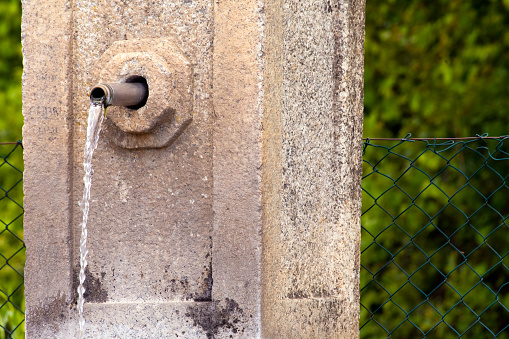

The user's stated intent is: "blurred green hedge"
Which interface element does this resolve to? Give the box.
[0,0,24,337]
[361,138,509,338]
[362,1,509,337]
[364,0,509,138]
[1,0,509,338]
[0,0,22,141]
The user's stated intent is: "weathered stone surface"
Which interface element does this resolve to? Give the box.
[71,0,215,314]
[211,0,264,336]
[23,0,364,337]
[261,0,365,337]
[34,301,250,338]
[21,0,75,335]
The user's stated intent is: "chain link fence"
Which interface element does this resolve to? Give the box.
[1,135,509,338]
[361,135,509,338]
[0,142,24,339]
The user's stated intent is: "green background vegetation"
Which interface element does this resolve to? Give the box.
[0,143,24,339]
[364,0,509,138]
[0,0,22,141]
[0,0,24,337]
[362,0,509,337]
[0,0,509,338]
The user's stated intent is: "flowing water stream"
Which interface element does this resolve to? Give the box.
[78,102,105,338]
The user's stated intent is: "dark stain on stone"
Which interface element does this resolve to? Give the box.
[192,261,212,302]
[287,286,333,299]
[185,298,244,338]
[163,262,212,301]
[166,276,190,297]
[72,266,108,303]
[325,0,333,13]
[28,293,69,334]
[287,289,307,299]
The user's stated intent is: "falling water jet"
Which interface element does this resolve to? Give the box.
[78,81,149,338]
[77,101,104,339]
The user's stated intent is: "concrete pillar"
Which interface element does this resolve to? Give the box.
[22,0,364,337]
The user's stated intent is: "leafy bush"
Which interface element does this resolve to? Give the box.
[362,1,509,337]
[364,0,509,139]
[0,0,22,141]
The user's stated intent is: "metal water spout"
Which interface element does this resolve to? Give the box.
[87,38,193,148]
[90,81,148,108]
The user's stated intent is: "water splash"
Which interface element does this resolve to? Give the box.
[78,102,105,338]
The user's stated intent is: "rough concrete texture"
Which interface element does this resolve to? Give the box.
[21,0,75,335]
[23,0,364,337]
[35,301,249,338]
[212,0,265,338]
[262,0,365,337]
[71,0,218,336]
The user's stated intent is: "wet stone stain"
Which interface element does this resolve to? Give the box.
[185,298,245,338]
[193,261,213,301]
[72,266,108,304]
[29,293,70,333]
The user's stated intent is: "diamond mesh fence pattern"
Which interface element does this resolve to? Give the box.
[361,135,509,338]
[0,142,24,339]
[1,136,509,338]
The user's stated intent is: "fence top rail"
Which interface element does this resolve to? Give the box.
[0,141,22,146]
[363,134,509,163]
[363,133,509,141]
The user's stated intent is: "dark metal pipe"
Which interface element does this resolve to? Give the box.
[90,82,148,108]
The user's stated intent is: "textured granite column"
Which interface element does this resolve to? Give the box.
[22,0,364,337]
[261,1,365,337]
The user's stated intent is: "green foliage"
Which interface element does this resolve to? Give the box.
[0,0,22,141]
[0,0,24,337]
[363,1,509,337]
[364,0,509,138]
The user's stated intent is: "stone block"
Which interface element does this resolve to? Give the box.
[22,0,365,337]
